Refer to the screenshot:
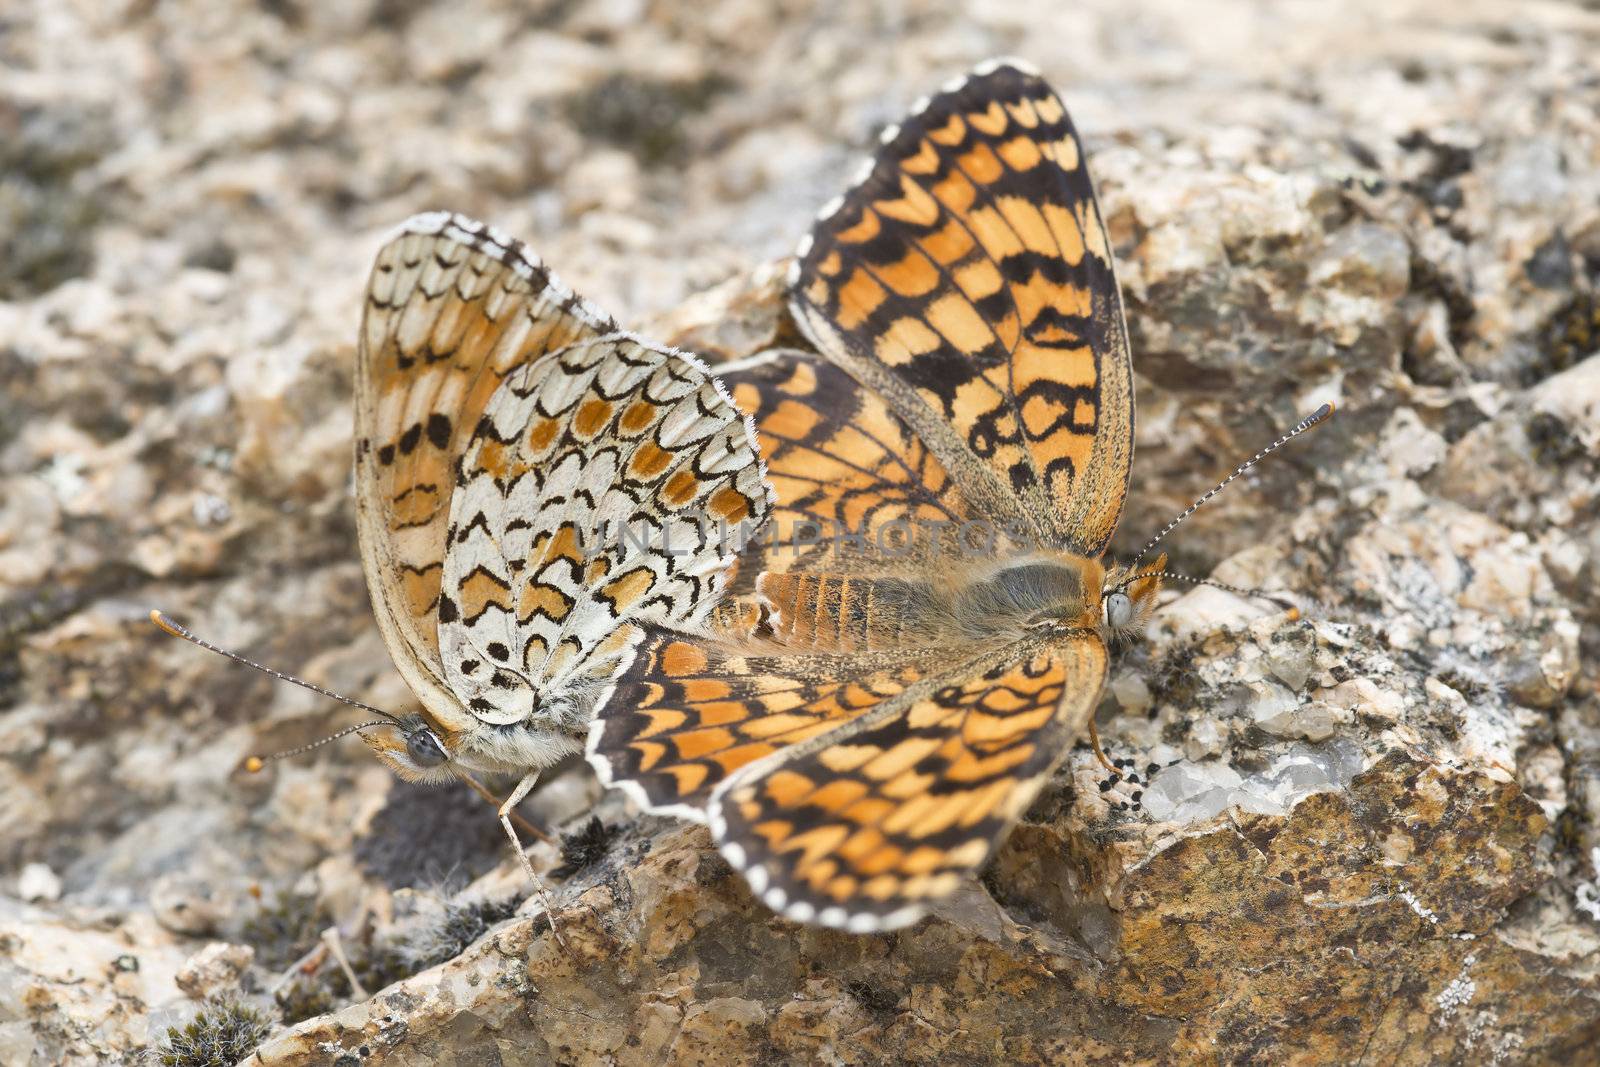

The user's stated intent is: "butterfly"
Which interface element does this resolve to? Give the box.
[585,58,1174,932]
[348,212,772,892]
[151,211,774,932]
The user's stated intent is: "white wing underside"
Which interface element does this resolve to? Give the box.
[440,333,772,728]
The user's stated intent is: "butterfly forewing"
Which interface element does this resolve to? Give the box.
[718,351,978,578]
[790,62,1134,556]
[356,213,615,721]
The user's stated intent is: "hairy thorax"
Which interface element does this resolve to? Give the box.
[945,554,1106,639]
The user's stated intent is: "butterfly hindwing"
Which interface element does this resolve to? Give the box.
[587,630,941,819]
[587,619,1109,931]
[709,631,1107,931]
[356,213,614,720]
[789,60,1135,556]
[440,334,773,729]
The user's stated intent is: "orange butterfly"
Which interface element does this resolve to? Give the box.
[588,58,1325,932]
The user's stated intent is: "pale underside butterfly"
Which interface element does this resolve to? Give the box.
[155,211,776,928]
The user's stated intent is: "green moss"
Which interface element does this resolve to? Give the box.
[242,884,517,1024]
[155,998,273,1067]
[273,976,342,1027]
[239,890,327,970]
[265,936,411,1023]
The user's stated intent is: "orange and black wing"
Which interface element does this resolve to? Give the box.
[717,349,979,577]
[586,630,938,821]
[355,213,613,719]
[709,631,1107,931]
[717,350,1035,652]
[587,625,1107,930]
[789,59,1134,556]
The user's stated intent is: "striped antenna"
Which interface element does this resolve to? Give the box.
[239,720,397,771]
[1129,571,1300,621]
[1127,402,1334,571]
[149,610,402,770]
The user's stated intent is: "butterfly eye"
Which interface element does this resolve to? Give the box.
[1103,591,1133,631]
[405,728,449,768]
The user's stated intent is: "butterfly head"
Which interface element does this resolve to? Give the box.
[1101,553,1166,639]
[357,712,459,783]
[1094,402,1336,638]
[145,611,470,781]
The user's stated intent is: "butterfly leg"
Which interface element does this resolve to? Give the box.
[460,770,553,844]
[497,770,565,946]
[319,925,369,1000]
[1086,718,1118,775]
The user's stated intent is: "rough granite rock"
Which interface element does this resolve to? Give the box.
[3,2,1599,1065]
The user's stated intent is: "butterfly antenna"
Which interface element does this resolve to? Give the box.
[149,609,403,771]
[1131,572,1301,622]
[1128,402,1334,570]
[240,720,400,770]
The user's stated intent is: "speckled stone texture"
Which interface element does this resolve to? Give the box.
[2,2,1598,1064]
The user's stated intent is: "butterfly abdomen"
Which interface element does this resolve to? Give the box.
[756,551,1101,651]
[757,572,940,651]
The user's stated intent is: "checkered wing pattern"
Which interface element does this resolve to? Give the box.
[589,59,1137,933]
[710,632,1105,931]
[789,60,1135,555]
[587,633,938,819]
[439,334,772,728]
[356,213,613,721]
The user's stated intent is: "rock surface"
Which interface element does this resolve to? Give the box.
[3,1,1599,1064]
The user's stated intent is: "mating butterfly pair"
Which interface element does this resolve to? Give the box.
[198,59,1310,934]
